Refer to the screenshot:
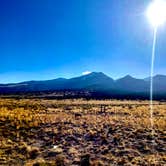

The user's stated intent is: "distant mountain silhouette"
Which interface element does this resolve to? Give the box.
[66,72,115,90]
[1,72,166,99]
[116,75,149,92]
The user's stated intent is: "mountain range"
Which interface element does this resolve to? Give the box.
[1,72,166,99]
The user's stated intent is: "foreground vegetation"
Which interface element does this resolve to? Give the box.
[0,99,165,165]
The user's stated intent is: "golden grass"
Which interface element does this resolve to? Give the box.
[0,99,165,165]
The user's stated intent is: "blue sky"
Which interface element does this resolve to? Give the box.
[0,0,166,83]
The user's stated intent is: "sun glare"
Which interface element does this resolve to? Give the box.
[147,0,166,27]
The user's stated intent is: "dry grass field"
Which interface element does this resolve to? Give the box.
[0,99,165,165]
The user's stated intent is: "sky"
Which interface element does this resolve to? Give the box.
[0,0,166,83]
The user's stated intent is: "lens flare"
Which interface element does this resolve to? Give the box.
[147,0,166,27]
[146,1,166,160]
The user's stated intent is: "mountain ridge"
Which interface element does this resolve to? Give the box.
[0,72,166,99]
[1,72,164,84]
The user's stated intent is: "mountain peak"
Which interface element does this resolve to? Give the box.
[117,75,134,81]
[88,72,106,76]
[144,74,166,81]
[154,74,166,78]
[124,75,133,79]
[82,72,113,80]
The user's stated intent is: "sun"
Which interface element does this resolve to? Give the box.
[147,0,166,27]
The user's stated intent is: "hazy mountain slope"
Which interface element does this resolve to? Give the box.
[153,75,166,92]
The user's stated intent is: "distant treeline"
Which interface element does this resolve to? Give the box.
[1,90,166,101]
